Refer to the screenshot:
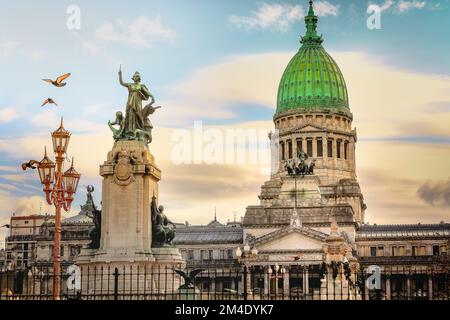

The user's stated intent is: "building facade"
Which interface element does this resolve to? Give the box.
[3,189,95,271]
[172,1,450,300]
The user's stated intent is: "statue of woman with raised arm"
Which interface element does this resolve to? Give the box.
[118,66,154,137]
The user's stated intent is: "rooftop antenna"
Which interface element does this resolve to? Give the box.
[233,212,237,222]
[214,207,217,222]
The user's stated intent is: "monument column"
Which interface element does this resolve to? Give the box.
[77,68,184,296]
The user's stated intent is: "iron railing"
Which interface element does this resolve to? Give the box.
[0,264,449,300]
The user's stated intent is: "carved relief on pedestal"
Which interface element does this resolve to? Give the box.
[113,150,136,186]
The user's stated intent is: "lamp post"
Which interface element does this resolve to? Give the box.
[30,118,81,300]
[236,244,258,299]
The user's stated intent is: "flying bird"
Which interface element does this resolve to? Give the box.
[290,255,301,261]
[42,73,71,87]
[21,160,40,171]
[172,268,205,289]
[41,98,58,107]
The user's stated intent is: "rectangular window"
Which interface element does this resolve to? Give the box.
[227,249,233,259]
[377,247,384,256]
[412,246,417,256]
[327,140,333,158]
[60,246,64,257]
[281,142,285,161]
[297,139,303,153]
[188,250,194,260]
[317,139,323,157]
[307,139,313,157]
[433,246,440,256]
[419,246,426,256]
[337,140,341,159]
[344,141,349,160]
[370,247,377,257]
[208,250,213,260]
[287,140,293,159]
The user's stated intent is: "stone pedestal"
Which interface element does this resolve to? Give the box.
[99,140,160,260]
[77,140,185,297]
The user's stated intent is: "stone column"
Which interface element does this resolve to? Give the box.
[305,269,310,295]
[351,140,356,172]
[292,137,298,159]
[302,139,307,154]
[407,276,411,300]
[239,273,244,294]
[428,275,433,300]
[280,142,284,161]
[283,267,290,297]
[312,137,317,158]
[386,276,391,300]
[210,277,216,294]
[264,269,269,296]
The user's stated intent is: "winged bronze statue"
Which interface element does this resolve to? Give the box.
[172,268,205,289]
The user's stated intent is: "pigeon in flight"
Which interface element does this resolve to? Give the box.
[41,98,58,107]
[21,160,40,171]
[42,73,71,87]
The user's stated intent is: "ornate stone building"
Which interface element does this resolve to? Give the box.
[174,1,450,299]
[3,189,95,271]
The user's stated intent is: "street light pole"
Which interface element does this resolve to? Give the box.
[236,244,258,299]
[25,118,81,300]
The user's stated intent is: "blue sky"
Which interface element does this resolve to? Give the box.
[1,0,450,243]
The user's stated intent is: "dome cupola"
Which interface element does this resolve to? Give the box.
[276,1,349,116]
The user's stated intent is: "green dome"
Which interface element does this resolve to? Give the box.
[276,1,349,115]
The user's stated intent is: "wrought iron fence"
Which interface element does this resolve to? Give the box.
[0,264,449,300]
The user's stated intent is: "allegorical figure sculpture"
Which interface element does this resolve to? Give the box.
[284,149,316,176]
[78,185,102,249]
[108,66,162,144]
[151,195,176,247]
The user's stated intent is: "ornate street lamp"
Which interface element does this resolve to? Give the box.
[236,243,258,299]
[26,118,81,300]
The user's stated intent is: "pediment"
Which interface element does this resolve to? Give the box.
[298,124,324,132]
[253,227,327,251]
[286,124,326,134]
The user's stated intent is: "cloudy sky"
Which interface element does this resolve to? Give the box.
[1,0,450,245]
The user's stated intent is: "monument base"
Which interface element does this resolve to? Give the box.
[76,247,185,299]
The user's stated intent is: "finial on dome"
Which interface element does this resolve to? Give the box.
[308,1,314,15]
[301,0,323,45]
